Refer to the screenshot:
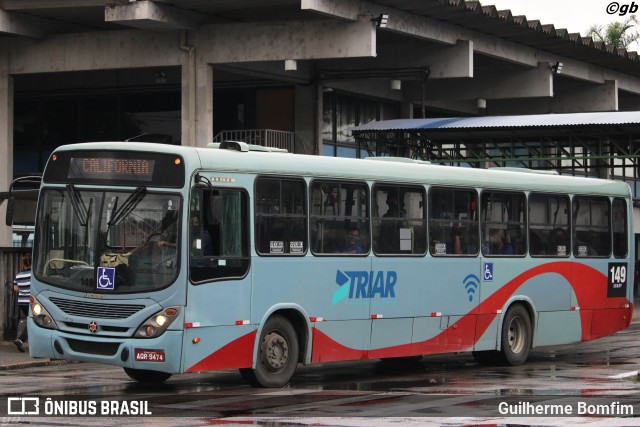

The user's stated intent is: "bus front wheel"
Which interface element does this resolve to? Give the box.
[123,367,172,383]
[239,315,299,388]
[500,304,532,365]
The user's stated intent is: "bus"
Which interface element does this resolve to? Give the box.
[20,140,634,387]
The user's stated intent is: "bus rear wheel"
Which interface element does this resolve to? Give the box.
[123,367,172,383]
[239,315,299,388]
[500,304,532,365]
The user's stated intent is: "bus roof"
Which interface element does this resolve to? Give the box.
[53,142,631,198]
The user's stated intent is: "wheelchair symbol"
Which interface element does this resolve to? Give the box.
[483,263,493,282]
[96,267,115,290]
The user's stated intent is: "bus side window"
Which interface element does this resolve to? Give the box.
[189,187,250,283]
[310,180,369,256]
[429,187,478,257]
[481,191,525,257]
[572,196,611,258]
[529,193,570,257]
[255,177,307,256]
[373,184,426,255]
[612,198,628,258]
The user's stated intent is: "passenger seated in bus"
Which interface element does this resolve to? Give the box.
[337,226,364,254]
[484,229,513,255]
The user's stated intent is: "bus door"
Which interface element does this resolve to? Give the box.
[183,182,253,372]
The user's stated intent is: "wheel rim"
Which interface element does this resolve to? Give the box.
[507,315,526,354]
[260,331,289,372]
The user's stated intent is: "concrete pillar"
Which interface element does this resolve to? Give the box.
[195,59,213,147]
[315,83,324,156]
[0,64,14,247]
[295,84,316,155]
[180,31,213,148]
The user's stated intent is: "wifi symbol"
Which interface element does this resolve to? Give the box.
[463,274,480,302]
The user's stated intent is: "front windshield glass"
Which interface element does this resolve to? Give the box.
[34,188,181,293]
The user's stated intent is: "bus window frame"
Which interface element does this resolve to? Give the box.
[528,192,571,258]
[427,186,479,258]
[571,195,612,259]
[188,184,251,285]
[254,175,308,257]
[371,182,427,257]
[480,189,527,258]
[612,197,628,259]
[309,179,370,257]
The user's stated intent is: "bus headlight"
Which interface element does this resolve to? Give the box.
[134,307,179,338]
[31,298,59,330]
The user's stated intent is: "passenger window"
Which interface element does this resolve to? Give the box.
[189,186,250,283]
[255,177,307,256]
[572,196,611,257]
[481,191,525,257]
[529,194,570,257]
[310,181,369,255]
[613,198,628,258]
[429,188,478,256]
[372,185,426,255]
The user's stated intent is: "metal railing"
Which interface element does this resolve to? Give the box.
[212,129,296,153]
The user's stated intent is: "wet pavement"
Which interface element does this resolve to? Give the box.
[0,300,639,426]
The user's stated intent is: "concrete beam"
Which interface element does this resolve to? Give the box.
[301,0,359,21]
[0,9,45,38]
[377,40,473,79]
[408,62,552,101]
[302,0,640,95]
[199,16,375,63]
[105,0,201,31]
[552,79,618,112]
[4,31,184,73]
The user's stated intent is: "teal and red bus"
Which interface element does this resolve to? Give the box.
[22,141,634,387]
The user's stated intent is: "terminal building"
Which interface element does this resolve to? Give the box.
[1,0,639,248]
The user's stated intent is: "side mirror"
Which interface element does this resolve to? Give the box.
[5,197,14,226]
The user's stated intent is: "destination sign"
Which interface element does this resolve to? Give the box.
[68,157,155,181]
[43,149,185,188]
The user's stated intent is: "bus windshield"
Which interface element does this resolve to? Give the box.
[34,187,181,293]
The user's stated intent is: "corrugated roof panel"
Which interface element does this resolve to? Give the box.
[352,112,640,131]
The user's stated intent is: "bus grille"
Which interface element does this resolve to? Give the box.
[49,297,145,319]
[66,338,121,356]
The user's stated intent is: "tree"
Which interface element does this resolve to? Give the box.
[587,15,640,49]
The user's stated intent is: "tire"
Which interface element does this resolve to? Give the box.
[499,304,532,365]
[123,367,172,383]
[240,315,299,388]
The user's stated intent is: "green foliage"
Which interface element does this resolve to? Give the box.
[587,16,639,48]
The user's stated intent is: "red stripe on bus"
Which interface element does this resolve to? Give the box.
[311,262,631,361]
[186,330,257,372]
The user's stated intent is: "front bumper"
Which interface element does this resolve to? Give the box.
[27,318,183,373]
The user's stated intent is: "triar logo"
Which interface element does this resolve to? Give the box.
[332,270,397,305]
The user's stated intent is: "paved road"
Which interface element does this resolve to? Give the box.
[1,322,640,426]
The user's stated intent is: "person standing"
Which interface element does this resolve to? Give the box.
[13,253,32,352]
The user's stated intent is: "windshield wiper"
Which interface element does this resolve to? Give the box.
[108,186,147,227]
[66,184,89,226]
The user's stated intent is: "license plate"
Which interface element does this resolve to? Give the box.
[134,349,165,362]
